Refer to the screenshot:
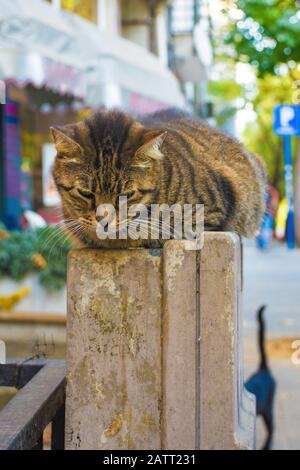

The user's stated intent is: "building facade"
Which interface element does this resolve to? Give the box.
[0,0,185,228]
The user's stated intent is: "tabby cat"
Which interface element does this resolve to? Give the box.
[50,108,266,248]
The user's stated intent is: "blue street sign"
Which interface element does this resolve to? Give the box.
[283,136,295,249]
[273,104,300,136]
[273,104,299,249]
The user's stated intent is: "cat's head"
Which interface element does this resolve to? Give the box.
[50,110,166,246]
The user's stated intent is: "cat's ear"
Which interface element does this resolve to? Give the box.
[133,131,167,169]
[50,126,83,158]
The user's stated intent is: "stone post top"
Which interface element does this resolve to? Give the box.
[68,232,241,257]
[66,229,253,450]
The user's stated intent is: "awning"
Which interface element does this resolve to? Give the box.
[0,0,185,108]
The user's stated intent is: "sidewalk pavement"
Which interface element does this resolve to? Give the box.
[244,337,300,450]
[243,239,300,450]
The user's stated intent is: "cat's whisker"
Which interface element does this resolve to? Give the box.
[45,227,72,254]
[39,219,78,252]
[128,219,175,239]
[47,221,82,256]
[47,231,70,258]
[38,227,67,252]
[130,218,182,238]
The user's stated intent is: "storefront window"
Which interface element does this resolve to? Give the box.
[61,0,98,24]
[46,0,98,23]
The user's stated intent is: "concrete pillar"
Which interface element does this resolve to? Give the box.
[65,233,255,450]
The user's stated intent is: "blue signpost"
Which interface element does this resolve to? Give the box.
[273,104,300,249]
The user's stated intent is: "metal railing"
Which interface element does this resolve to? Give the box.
[0,359,65,450]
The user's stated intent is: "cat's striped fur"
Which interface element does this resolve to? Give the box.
[51,108,266,247]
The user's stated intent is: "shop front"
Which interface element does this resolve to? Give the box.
[0,0,185,229]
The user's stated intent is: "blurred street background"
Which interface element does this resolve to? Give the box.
[0,0,300,449]
[243,240,300,449]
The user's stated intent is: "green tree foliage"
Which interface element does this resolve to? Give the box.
[224,0,300,78]
[208,79,244,126]
[215,0,300,194]
[243,74,296,194]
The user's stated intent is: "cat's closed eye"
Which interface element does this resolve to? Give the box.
[120,191,136,199]
[139,188,155,194]
[119,189,154,199]
[77,188,94,200]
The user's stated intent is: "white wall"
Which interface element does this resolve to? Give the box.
[97,0,120,34]
[120,0,168,64]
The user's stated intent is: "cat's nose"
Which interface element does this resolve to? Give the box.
[96,210,109,222]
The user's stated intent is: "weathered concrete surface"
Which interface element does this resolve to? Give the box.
[66,249,162,450]
[162,242,197,449]
[66,234,255,450]
[199,233,255,450]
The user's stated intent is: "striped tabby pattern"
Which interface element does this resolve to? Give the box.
[51,108,266,247]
